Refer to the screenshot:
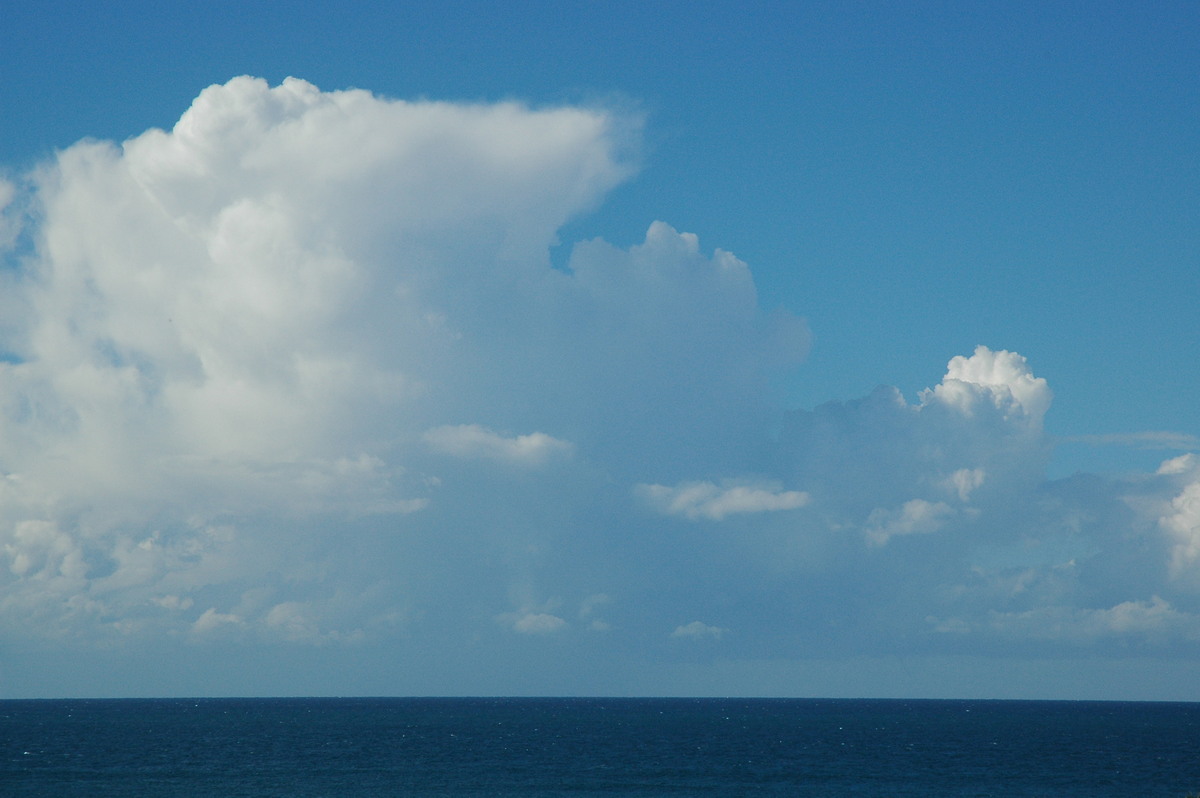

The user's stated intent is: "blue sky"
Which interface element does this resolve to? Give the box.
[0,2,1197,699]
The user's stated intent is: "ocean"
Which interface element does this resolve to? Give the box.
[2,697,1198,796]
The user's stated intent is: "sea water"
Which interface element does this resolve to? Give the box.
[3,697,1198,796]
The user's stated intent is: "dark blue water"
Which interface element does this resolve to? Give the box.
[2,697,1198,796]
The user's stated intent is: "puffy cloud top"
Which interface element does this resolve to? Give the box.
[923,346,1052,424]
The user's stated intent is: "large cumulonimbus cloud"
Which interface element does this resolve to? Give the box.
[0,77,805,646]
[0,77,1197,689]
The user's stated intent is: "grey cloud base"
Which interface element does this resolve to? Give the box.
[0,77,1197,699]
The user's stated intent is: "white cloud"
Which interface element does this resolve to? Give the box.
[192,607,242,635]
[152,595,193,611]
[980,597,1200,643]
[1,75,1198,694]
[865,499,955,546]
[579,594,613,631]
[504,612,568,635]
[263,601,355,644]
[0,76,648,641]
[424,424,573,465]
[1161,480,1200,580]
[942,468,986,502]
[1158,453,1198,476]
[637,480,809,521]
[1068,432,1200,451]
[672,621,727,640]
[3,520,85,580]
[922,346,1051,425]
[579,593,611,617]
[1098,596,1180,635]
[778,348,1054,530]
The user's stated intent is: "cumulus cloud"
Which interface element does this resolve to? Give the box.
[192,608,242,635]
[672,621,727,640]
[1159,453,1198,476]
[976,597,1200,643]
[772,346,1056,557]
[264,601,357,645]
[423,424,573,465]
[579,593,613,631]
[637,481,809,521]
[153,594,194,611]
[0,76,1198,695]
[864,499,955,546]
[1162,480,1200,580]
[942,468,986,502]
[500,612,568,635]
[0,76,656,642]
[921,346,1051,424]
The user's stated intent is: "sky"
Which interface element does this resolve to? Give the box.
[0,1,1197,700]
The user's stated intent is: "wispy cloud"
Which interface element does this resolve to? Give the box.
[637,481,809,521]
[1062,432,1200,451]
[424,425,573,465]
[672,621,728,640]
[498,611,568,635]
